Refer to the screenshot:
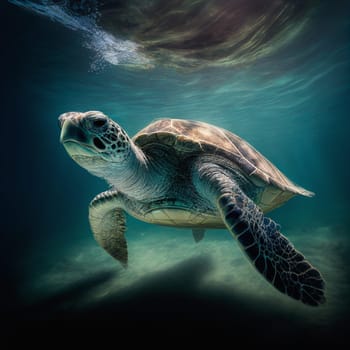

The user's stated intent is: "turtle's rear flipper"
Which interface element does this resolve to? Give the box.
[218,191,325,306]
[89,190,128,268]
[192,228,205,242]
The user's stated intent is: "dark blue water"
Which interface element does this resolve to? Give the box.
[2,0,350,344]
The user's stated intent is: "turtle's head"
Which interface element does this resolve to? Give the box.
[59,111,132,175]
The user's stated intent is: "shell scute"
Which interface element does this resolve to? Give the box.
[133,118,314,210]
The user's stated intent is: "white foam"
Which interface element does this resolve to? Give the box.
[86,30,151,68]
[9,0,151,70]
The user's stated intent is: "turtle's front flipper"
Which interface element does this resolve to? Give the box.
[195,165,325,306]
[219,192,325,305]
[89,190,128,267]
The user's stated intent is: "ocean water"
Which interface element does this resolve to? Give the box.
[2,0,350,344]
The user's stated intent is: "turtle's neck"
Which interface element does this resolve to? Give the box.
[99,143,167,200]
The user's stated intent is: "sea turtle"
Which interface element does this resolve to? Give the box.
[59,111,325,306]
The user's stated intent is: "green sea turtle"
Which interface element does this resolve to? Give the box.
[59,111,325,306]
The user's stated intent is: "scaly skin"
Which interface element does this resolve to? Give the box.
[193,162,325,306]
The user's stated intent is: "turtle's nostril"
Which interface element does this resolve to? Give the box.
[59,112,82,128]
[58,114,67,128]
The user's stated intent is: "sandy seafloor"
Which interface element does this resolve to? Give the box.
[15,224,349,344]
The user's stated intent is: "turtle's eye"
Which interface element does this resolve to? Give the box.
[93,118,107,128]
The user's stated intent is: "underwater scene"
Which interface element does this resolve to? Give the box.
[2,0,350,344]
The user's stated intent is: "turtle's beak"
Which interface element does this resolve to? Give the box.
[60,120,97,160]
[59,113,100,160]
[60,118,88,144]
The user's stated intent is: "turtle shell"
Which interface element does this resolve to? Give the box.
[133,119,313,212]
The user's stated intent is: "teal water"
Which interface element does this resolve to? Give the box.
[2,0,350,344]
